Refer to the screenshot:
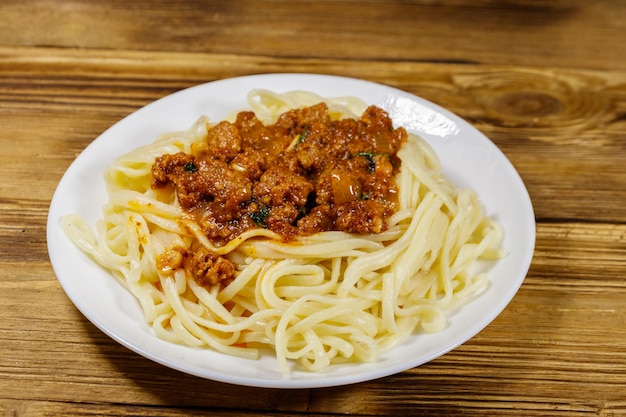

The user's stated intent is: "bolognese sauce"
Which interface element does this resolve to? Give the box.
[152,103,407,285]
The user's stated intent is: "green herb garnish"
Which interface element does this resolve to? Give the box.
[299,126,311,143]
[250,206,270,228]
[356,152,376,173]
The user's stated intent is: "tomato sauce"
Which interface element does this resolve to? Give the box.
[152,103,407,285]
[153,102,407,244]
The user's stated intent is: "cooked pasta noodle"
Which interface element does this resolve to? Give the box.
[62,89,505,373]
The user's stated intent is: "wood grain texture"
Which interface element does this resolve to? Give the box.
[0,0,625,71]
[1,223,625,416]
[1,1,625,416]
[1,47,625,222]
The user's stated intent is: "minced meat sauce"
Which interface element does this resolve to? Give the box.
[152,103,407,287]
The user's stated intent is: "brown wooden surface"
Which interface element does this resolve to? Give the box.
[1,1,625,416]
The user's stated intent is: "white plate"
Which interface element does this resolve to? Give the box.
[47,74,535,388]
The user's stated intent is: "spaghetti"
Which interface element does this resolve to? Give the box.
[62,89,505,373]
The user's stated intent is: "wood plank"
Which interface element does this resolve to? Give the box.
[1,223,624,415]
[0,400,325,417]
[1,47,625,223]
[0,1,624,71]
[1,397,624,417]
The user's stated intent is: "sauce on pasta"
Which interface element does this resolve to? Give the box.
[62,90,504,373]
[153,103,406,241]
[152,103,407,286]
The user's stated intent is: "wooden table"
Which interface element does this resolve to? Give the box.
[2,1,625,416]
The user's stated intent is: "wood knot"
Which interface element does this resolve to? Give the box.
[454,69,612,141]
[491,92,562,118]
